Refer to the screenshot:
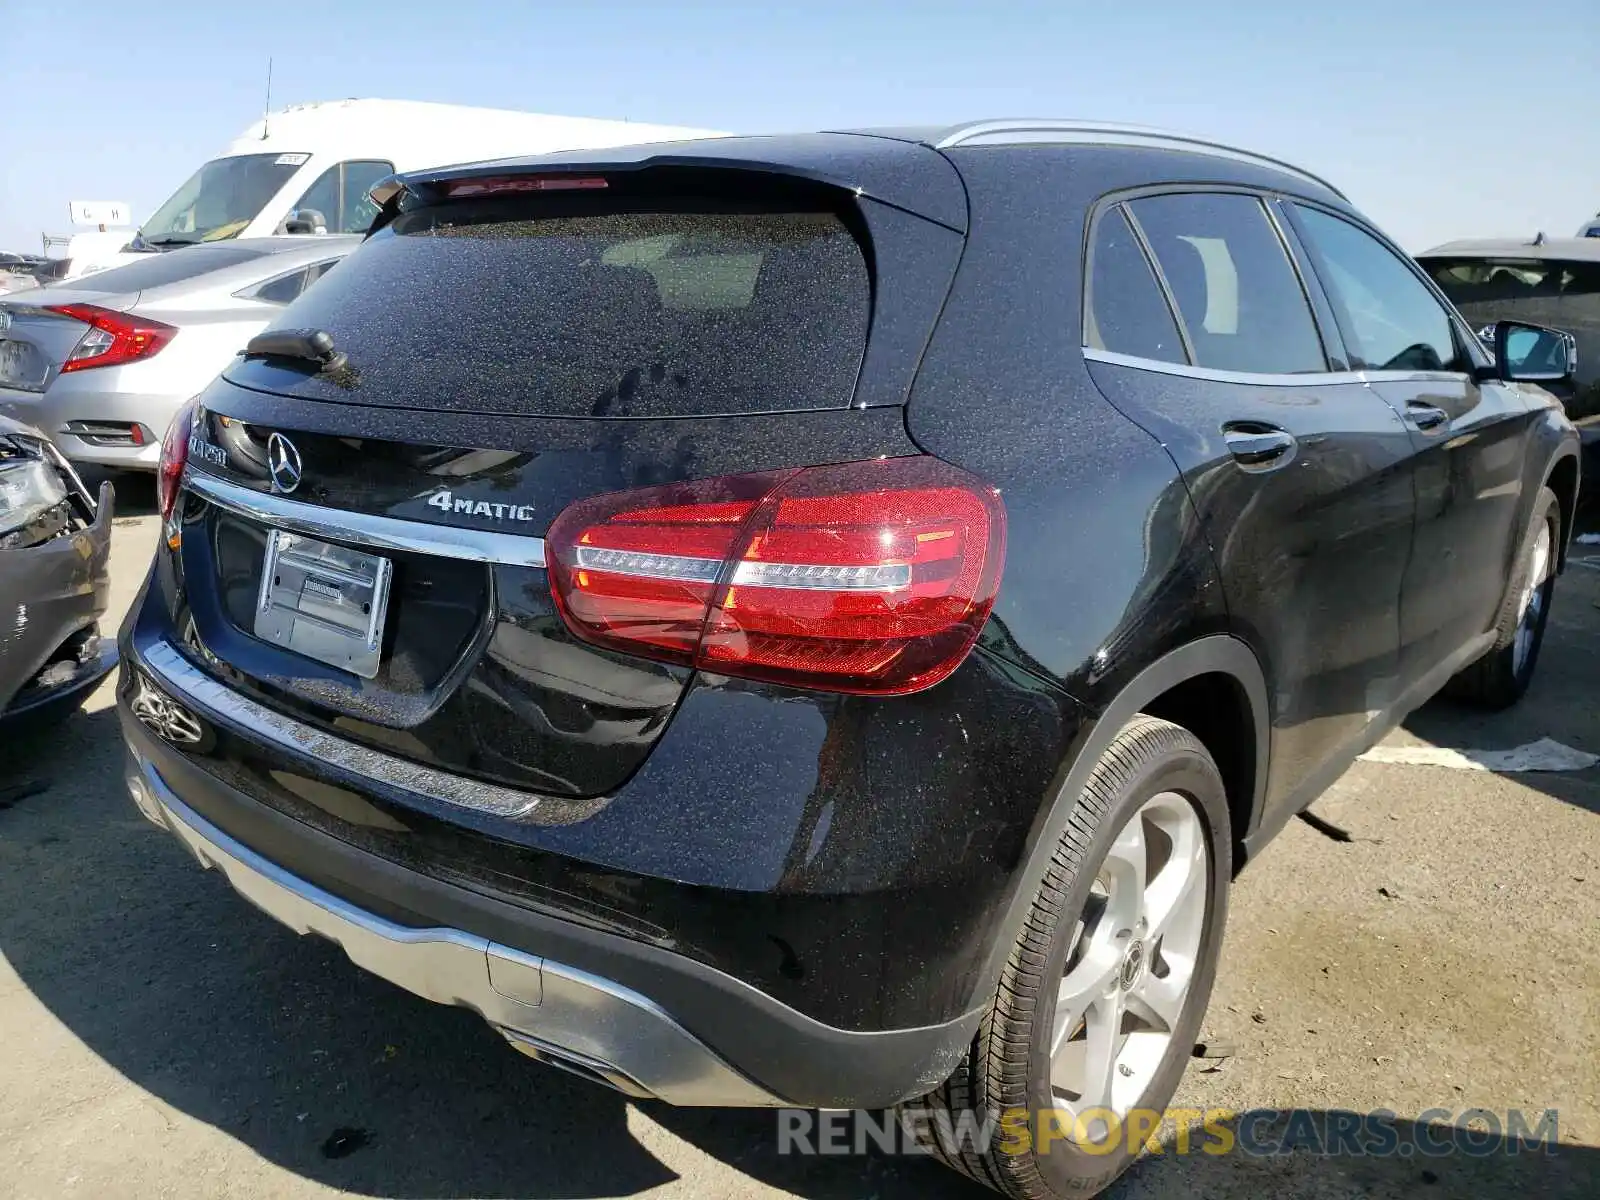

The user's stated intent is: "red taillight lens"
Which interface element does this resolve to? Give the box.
[546,457,1006,695]
[156,400,197,521]
[547,470,793,663]
[48,303,176,373]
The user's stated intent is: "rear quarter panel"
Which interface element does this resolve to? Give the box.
[906,144,1231,707]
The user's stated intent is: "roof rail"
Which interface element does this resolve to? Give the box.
[932,119,1347,200]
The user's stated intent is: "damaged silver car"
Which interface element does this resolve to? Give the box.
[0,414,117,732]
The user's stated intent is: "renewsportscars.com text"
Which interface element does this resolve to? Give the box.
[776,1106,1561,1158]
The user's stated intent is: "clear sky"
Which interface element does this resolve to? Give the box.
[3,0,1596,254]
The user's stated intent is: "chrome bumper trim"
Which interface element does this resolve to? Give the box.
[128,755,784,1108]
[138,639,547,819]
[183,468,547,569]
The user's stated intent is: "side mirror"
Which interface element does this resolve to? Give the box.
[1493,320,1576,383]
[282,208,328,236]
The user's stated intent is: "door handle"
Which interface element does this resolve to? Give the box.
[1222,423,1296,469]
[1405,402,1450,431]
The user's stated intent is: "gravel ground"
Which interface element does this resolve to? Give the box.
[0,477,1595,1200]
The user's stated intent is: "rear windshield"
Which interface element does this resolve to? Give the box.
[230,204,870,417]
[62,245,269,294]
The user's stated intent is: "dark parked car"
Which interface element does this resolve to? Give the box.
[116,122,1579,1198]
[0,413,116,731]
[0,252,48,274]
[1418,236,1600,417]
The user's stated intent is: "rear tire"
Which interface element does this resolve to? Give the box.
[903,715,1231,1198]
[1445,486,1559,710]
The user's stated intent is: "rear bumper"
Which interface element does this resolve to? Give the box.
[126,751,782,1106]
[0,383,174,469]
[61,438,162,470]
[118,684,979,1109]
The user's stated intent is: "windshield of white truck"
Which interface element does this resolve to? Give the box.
[135,153,306,247]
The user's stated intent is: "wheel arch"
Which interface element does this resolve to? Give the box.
[1546,449,1579,570]
[970,635,1270,1010]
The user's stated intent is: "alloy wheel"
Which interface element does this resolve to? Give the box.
[1048,790,1210,1143]
[1513,521,1553,676]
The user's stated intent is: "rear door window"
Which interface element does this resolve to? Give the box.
[232,205,870,418]
[1085,206,1186,364]
[1128,192,1327,374]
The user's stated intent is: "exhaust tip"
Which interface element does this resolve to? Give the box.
[497,1028,656,1100]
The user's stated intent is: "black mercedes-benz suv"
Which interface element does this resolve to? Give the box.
[117,121,1580,1197]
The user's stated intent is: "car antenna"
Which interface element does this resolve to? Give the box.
[262,58,273,140]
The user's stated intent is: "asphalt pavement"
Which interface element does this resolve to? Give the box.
[0,475,1594,1199]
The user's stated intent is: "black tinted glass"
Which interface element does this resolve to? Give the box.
[1425,257,1600,324]
[1086,206,1186,363]
[1130,192,1326,374]
[58,245,267,294]
[1294,207,1462,373]
[252,268,309,305]
[237,205,870,417]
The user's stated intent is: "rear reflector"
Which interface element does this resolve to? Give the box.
[48,303,177,373]
[438,175,609,198]
[546,457,1006,695]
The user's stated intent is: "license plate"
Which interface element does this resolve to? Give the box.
[0,339,27,384]
[254,530,392,678]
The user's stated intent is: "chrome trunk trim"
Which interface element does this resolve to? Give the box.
[184,468,547,569]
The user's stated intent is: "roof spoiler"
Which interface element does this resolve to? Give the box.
[358,139,971,234]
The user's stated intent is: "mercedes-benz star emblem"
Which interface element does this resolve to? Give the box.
[266,431,303,494]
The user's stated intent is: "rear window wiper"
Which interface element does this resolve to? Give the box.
[242,328,349,374]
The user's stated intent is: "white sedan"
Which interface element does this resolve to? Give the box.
[0,237,359,469]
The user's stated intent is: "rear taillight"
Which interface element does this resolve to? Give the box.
[157,400,197,521]
[47,303,176,373]
[546,457,1006,695]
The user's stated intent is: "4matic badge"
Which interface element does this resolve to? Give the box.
[427,490,538,523]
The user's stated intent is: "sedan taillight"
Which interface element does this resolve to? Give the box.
[47,303,176,373]
[546,457,1006,695]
